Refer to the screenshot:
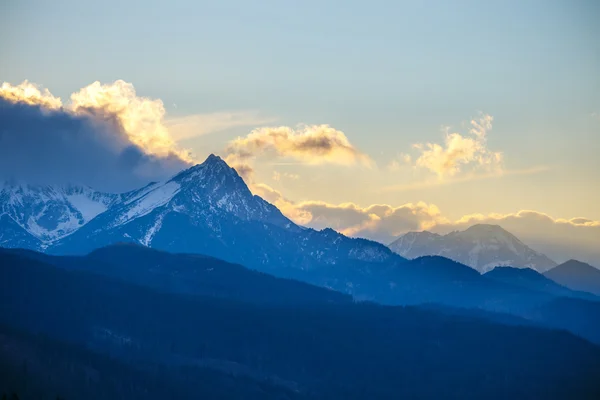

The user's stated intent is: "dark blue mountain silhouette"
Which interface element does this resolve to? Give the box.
[545,260,600,296]
[2,249,600,399]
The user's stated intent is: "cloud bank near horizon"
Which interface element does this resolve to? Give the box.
[246,184,600,266]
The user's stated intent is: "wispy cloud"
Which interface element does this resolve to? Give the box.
[272,171,299,181]
[165,111,277,141]
[381,165,550,193]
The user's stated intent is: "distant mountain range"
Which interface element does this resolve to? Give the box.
[388,224,557,273]
[2,154,599,303]
[2,246,600,399]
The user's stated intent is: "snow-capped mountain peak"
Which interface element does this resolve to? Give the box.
[388,224,556,273]
[1,153,400,295]
[0,181,118,243]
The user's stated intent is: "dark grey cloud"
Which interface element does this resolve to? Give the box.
[0,98,189,192]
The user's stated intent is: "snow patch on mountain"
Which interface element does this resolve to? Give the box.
[0,182,118,243]
[389,224,556,273]
[116,181,181,226]
[141,212,167,246]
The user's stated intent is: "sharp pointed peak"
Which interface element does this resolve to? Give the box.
[173,154,232,178]
[203,153,227,165]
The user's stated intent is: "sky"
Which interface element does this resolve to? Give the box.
[1,0,599,263]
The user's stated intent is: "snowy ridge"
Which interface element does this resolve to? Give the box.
[112,181,181,228]
[0,182,119,244]
[389,224,557,273]
[1,154,400,286]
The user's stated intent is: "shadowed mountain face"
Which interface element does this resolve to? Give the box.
[5,243,351,306]
[545,260,600,296]
[1,250,600,400]
[484,266,598,300]
[4,245,600,345]
[389,224,557,273]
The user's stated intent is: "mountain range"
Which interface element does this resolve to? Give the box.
[2,246,600,399]
[2,154,600,398]
[388,224,557,273]
[1,155,399,291]
[2,154,599,304]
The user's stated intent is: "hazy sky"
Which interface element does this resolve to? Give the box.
[1,0,599,260]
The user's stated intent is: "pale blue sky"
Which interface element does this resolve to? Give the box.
[1,0,599,221]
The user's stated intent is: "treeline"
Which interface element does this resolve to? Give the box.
[1,250,600,399]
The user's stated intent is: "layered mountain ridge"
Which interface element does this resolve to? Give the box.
[0,155,400,295]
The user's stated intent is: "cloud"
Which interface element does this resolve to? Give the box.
[272,171,299,181]
[294,201,447,243]
[250,182,313,225]
[68,80,191,162]
[226,124,373,167]
[387,154,412,172]
[381,165,550,193]
[165,111,277,141]
[0,80,191,192]
[247,183,600,266]
[244,184,448,244]
[406,113,503,178]
[0,80,62,109]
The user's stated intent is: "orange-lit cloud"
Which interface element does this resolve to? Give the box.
[247,183,600,266]
[226,124,373,167]
[69,80,192,162]
[295,201,447,240]
[403,113,503,178]
[0,81,62,109]
[250,182,313,225]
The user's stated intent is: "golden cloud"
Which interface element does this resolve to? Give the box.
[409,114,503,178]
[250,182,313,225]
[0,81,62,109]
[69,80,192,162]
[226,124,373,167]
[248,183,600,266]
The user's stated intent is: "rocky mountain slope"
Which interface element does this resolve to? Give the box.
[389,224,557,273]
